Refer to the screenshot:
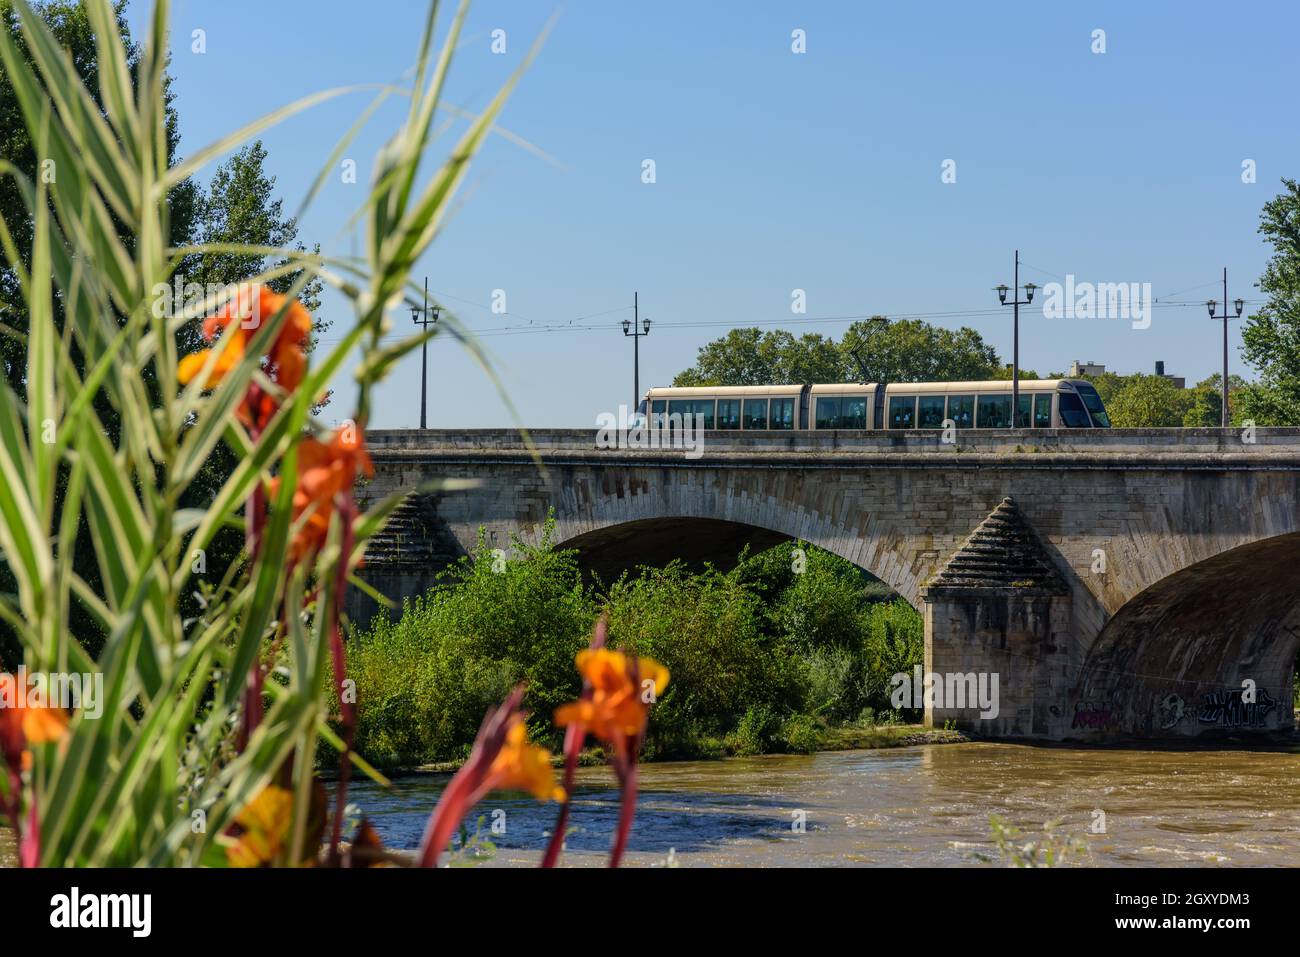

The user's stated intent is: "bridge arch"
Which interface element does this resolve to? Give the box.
[517,467,928,609]
[553,515,913,606]
[1073,532,1300,736]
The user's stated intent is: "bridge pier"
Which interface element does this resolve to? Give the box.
[919,499,1074,737]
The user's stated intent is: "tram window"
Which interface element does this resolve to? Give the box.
[815,397,841,429]
[1076,384,1111,427]
[842,396,868,429]
[666,399,714,430]
[1032,393,1052,428]
[666,399,686,435]
[918,395,946,428]
[977,394,1013,428]
[1015,395,1032,428]
[742,398,768,429]
[947,395,974,428]
[887,396,916,429]
[693,399,715,429]
[717,398,741,429]
[651,399,667,428]
[770,397,796,429]
[1058,392,1091,428]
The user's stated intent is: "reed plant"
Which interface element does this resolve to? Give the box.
[0,0,586,867]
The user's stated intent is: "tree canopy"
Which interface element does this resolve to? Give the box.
[0,1,321,659]
[1238,178,1300,425]
[672,317,1002,387]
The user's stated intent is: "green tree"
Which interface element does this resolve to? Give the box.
[0,0,201,385]
[180,140,326,353]
[1239,179,1300,425]
[603,561,807,757]
[0,7,321,658]
[1182,373,1249,427]
[991,366,1041,380]
[672,327,842,386]
[1103,373,1194,427]
[673,317,1002,386]
[838,317,1000,383]
[1082,371,1128,411]
[0,0,200,664]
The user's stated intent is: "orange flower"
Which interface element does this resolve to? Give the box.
[176,326,247,388]
[0,672,70,773]
[554,648,669,748]
[176,285,313,429]
[225,784,294,868]
[487,721,565,802]
[278,426,374,562]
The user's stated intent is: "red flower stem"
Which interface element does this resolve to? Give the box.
[540,722,584,868]
[417,688,524,867]
[608,657,646,868]
[2,764,23,864]
[327,497,358,864]
[417,777,497,868]
[609,753,638,868]
[19,797,39,868]
[235,421,268,755]
[237,665,264,754]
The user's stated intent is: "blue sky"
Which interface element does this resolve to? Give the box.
[129,1,1298,428]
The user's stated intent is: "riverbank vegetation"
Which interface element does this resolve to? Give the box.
[347,521,926,770]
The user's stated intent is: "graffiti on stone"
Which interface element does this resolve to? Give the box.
[1156,693,1185,730]
[1197,687,1277,728]
[1071,701,1113,730]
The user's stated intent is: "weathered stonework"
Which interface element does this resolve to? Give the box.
[920,498,1073,737]
[350,427,1300,741]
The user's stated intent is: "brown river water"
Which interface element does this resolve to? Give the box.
[7,742,1297,866]
[345,741,1300,867]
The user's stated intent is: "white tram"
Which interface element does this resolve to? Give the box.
[638,379,1111,430]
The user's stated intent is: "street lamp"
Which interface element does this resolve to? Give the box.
[622,292,651,413]
[410,277,439,429]
[1205,268,1243,427]
[993,251,1037,428]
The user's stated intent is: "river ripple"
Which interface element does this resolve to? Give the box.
[341,742,1300,867]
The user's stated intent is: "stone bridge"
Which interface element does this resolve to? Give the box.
[349,427,1300,742]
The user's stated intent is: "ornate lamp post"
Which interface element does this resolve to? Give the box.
[994,250,1037,428]
[1205,267,1244,427]
[410,277,439,429]
[622,291,651,413]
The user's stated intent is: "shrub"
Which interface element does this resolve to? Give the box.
[603,562,807,750]
[349,521,595,765]
[728,704,784,756]
[805,645,865,721]
[862,599,925,717]
[770,549,869,651]
[779,714,823,754]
